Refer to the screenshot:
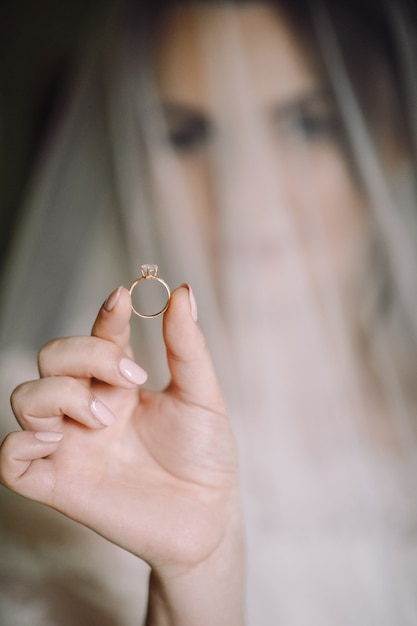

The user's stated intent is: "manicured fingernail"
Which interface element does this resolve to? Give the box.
[91,396,116,426]
[119,358,148,385]
[181,283,198,322]
[34,431,64,443]
[104,286,123,312]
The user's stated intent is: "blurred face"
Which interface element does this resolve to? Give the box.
[141,3,414,464]
[148,3,370,316]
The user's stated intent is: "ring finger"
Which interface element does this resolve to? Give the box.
[11,377,117,432]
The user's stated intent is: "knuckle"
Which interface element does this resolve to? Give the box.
[10,382,30,416]
[0,431,11,452]
[0,433,15,482]
[37,338,60,375]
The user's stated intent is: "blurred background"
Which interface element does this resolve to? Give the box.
[1,0,107,269]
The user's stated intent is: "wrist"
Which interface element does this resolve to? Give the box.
[145,504,245,626]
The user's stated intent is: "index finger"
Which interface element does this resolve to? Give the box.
[91,286,133,355]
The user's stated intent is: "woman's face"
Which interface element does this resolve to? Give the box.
[148,3,370,311]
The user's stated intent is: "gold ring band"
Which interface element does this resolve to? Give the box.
[129,264,171,319]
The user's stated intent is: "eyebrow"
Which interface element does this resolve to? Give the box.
[158,87,333,119]
[268,88,336,127]
[159,102,211,124]
[268,87,335,122]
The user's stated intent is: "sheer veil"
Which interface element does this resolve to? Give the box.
[1,1,417,624]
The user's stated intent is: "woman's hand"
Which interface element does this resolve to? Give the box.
[0,285,244,624]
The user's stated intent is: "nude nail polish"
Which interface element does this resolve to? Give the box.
[104,286,123,312]
[34,431,64,442]
[91,396,116,426]
[181,283,198,322]
[119,358,148,385]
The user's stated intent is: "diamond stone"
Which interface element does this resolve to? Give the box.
[140,264,158,278]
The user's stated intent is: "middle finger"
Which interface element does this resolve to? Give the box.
[38,336,148,387]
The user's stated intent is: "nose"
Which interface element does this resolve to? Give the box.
[215,129,293,265]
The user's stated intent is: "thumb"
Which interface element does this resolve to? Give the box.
[163,285,226,414]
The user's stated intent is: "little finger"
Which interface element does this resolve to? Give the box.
[0,430,63,504]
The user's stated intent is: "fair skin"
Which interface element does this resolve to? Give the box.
[149,3,369,312]
[0,3,391,623]
[0,285,244,625]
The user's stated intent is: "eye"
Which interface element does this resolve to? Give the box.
[161,105,213,153]
[273,92,341,143]
[288,110,339,140]
[167,116,212,151]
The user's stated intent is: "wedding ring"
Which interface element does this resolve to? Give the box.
[129,264,171,319]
